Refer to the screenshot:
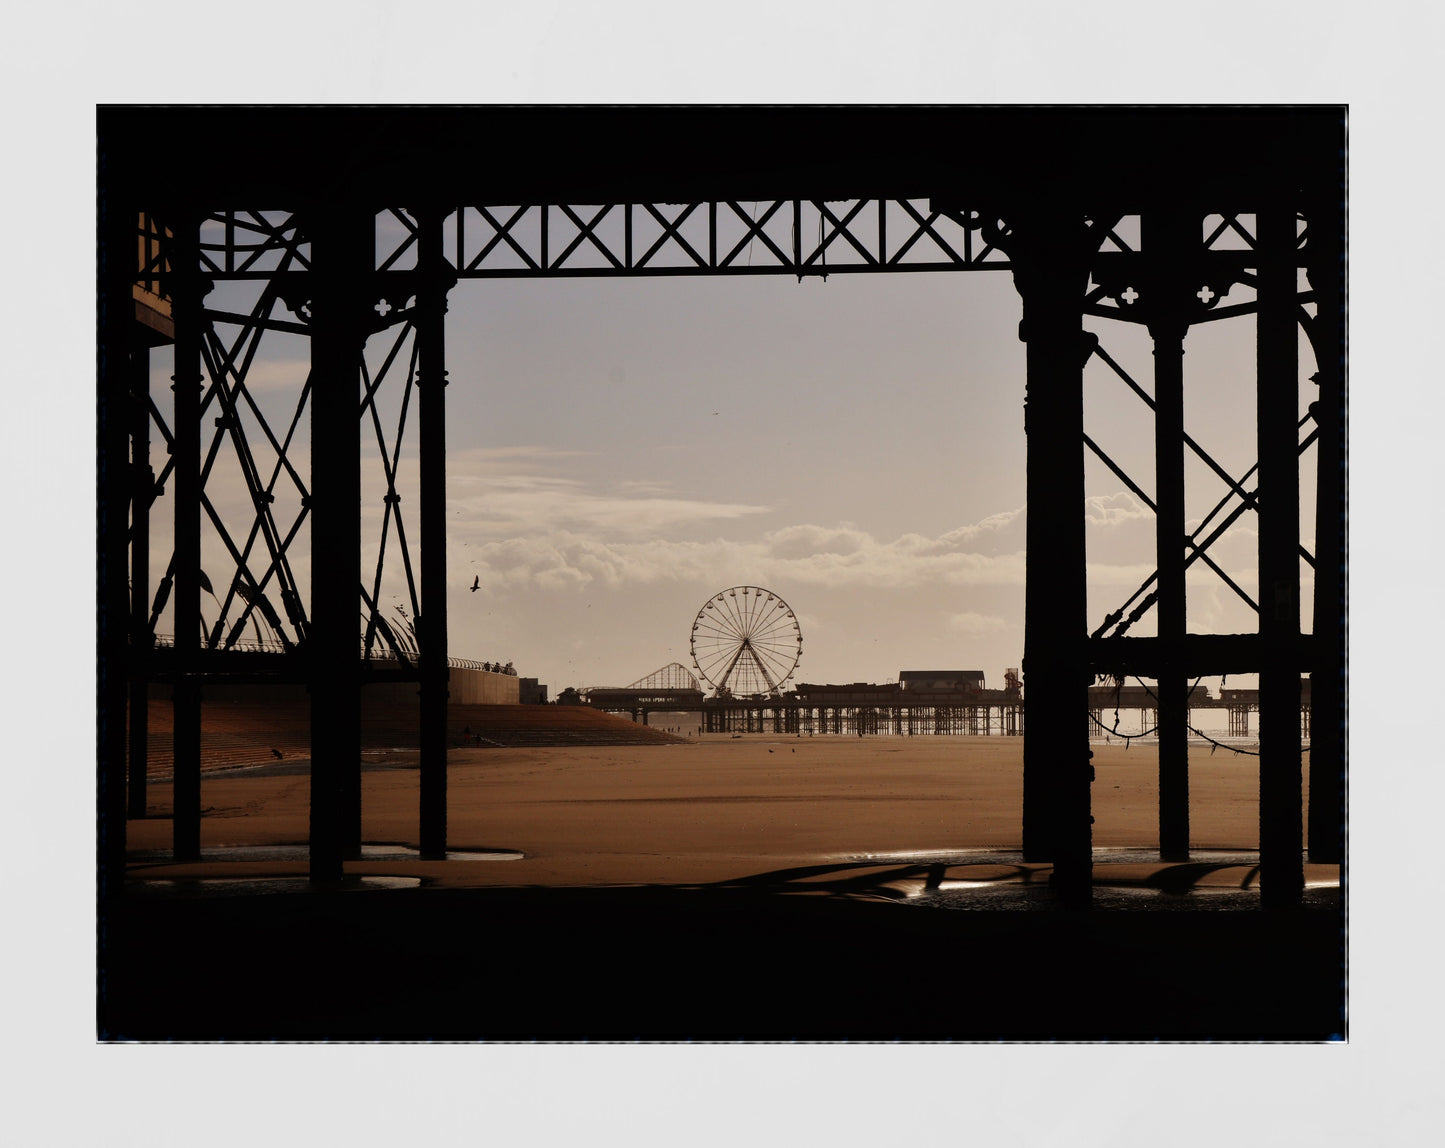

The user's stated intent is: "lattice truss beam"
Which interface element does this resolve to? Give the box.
[137,210,429,671]
[1077,212,1327,642]
[397,200,1007,278]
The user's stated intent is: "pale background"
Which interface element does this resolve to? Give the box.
[3,1,1434,1145]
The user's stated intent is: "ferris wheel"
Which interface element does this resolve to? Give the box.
[689,586,802,696]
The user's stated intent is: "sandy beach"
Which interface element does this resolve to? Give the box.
[126,734,1310,888]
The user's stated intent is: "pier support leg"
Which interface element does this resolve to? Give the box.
[127,331,153,821]
[98,201,133,891]
[1146,212,1193,863]
[308,207,372,882]
[1010,209,1095,905]
[417,207,453,860]
[1306,186,1345,866]
[171,214,205,863]
[1257,207,1305,907]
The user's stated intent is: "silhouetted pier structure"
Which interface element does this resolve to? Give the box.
[1088,679,1311,740]
[697,676,1024,736]
[701,692,1025,737]
[99,107,1345,908]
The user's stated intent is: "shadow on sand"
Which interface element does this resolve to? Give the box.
[101,868,1342,1041]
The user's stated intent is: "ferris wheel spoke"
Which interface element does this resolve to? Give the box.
[695,645,733,673]
[744,648,779,694]
[757,644,780,688]
[736,595,759,639]
[718,593,747,638]
[697,611,741,636]
[759,650,794,677]
[745,610,770,642]
[717,642,750,691]
[745,590,767,636]
[703,597,733,636]
[702,647,738,674]
[752,593,776,637]
[753,621,793,645]
[735,600,753,641]
[693,621,739,641]
[754,647,793,671]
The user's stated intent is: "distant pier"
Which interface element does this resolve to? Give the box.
[1088,679,1312,739]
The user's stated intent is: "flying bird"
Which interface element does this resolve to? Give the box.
[470,575,480,592]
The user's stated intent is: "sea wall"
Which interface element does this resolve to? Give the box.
[149,666,520,706]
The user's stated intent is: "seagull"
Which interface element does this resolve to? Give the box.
[470,575,480,592]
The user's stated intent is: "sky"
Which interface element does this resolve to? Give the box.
[147,213,1313,702]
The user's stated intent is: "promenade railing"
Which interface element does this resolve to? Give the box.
[147,634,518,674]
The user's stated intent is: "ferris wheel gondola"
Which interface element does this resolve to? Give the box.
[689,586,802,696]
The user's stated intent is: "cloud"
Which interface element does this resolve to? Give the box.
[453,489,1199,596]
[156,437,1192,644]
[764,523,870,560]
[613,479,675,496]
[450,445,594,472]
[946,611,1009,636]
[936,506,1025,546]
[453,475,770,538]
[448,449,771,538]
[460,514,1031,595]
[1083,491,1152,527]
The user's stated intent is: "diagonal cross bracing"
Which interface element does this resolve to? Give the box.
[1089,398,1320,639]
[359,324,423,657]
[439,200,1004,279]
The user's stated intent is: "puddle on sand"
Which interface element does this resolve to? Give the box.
[128,875,423,897]
[839,848,1269,867]
[360,844,524,862]
[129,843,524,863]
[902,884,1341,913]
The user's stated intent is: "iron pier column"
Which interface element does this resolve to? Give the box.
[1257,206,1305,907]
[1305,183,1345,866]
[308,206,372,881]
[127,324,153,820]
[416,206,453,860]
[98,195,132,891]
[1143,212,1195,863]
[170,212,205,863]
[1007,209,1096,904]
